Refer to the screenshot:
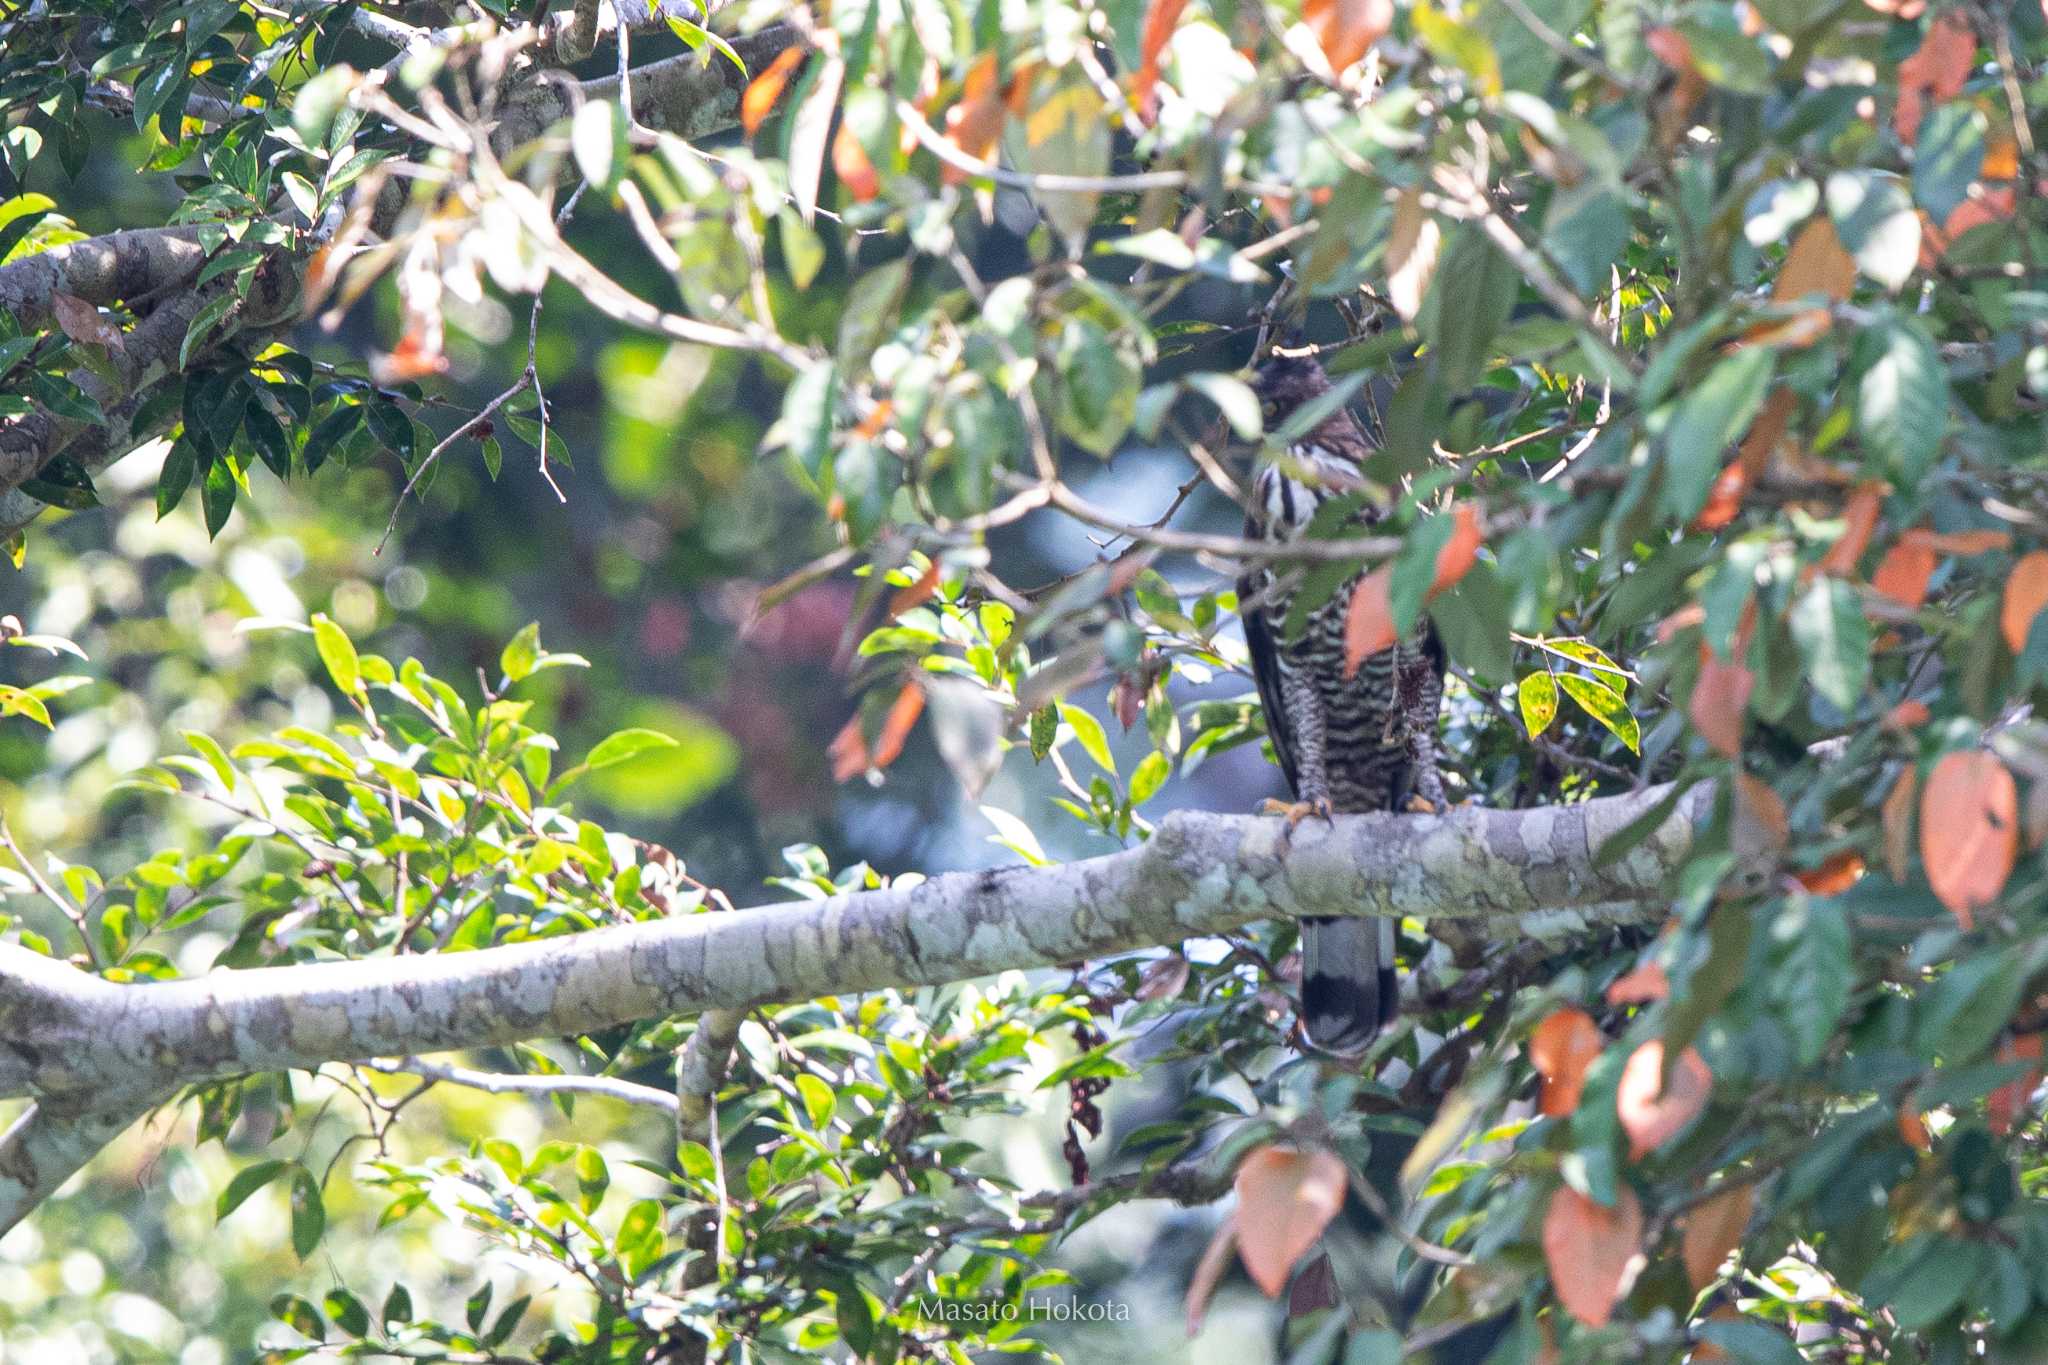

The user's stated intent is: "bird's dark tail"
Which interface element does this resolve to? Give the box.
[1300,915,1398,1055]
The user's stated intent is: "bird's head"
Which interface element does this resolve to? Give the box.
[1251,353,1331,428]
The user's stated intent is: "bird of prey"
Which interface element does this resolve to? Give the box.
[1238,353,1447,1055]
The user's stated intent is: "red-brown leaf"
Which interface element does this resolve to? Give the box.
[1541,1184,1644,1328]
[1680,1183,1753,1291]
[1428,504,1483,598]
[1872,532,1937,609]
[50,292,123,350]
[1988,1034,2044,1136]
[1530,1008,1605,1118]
[1920,750,2018,927]
[889,560,941,618]
[1794,850,1865,895]
[1883,765,1917,883]
[1607,962,1670,1006]
[1233,1146,1349,1298]
[2001,550,2048,654]
[1133,0,1192,124]
[1617,1040,1712,1159]
[942,53,1007,185]
[742,47,805,136]
[1690,647,1754,758]
[1817,482,1883,578]
[1342,566,1396,679]
[1896,13,1976,144]
[832,121,881,202]
[870,680,927,770]
[1301,0,1392,72]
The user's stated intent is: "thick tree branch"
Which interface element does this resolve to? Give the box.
[0,786,1700,1118]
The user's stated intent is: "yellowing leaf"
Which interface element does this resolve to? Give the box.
[1518,671,1559,738]
[1232,1146,1348,1298]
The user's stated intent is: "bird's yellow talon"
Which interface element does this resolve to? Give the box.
[1262,797,1335,830]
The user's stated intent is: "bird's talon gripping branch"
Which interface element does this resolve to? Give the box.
[1261,796,1336,832]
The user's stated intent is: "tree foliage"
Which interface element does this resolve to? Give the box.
[1,0,2047,1359]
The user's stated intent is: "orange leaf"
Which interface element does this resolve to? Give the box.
[1883,699,1931,731]
[1920,528,2010,555]
[832,122,881,202]
[1818,482,1883,578]
[1680,1184,1753,1291]
[1428,504,1483,598]
[1656,604,1706,643]
[1342,566,1396,679]
[1232,1146,1349,1298]
[1530,1008,1606,1118]
[1302,0,1393,72]
[742,47,805,136]
[1617,1041,1712,1159]
[1733,771,1789,864]
[870,680,927,769]
[1746,219,1856,347]
[889,560,941,618]
[1541,1184,1644,1328]
[942,53,1007,185]
[828,715,870,782]
[1607,962,1670,1005]
[854,398,895,440]
[1693,462,1749,531]
[1872,533,1937,609]
[1898,1099,1932,1151]
[1989,1034,2044,1136]
[1883,765,1918,883]
[1690,647,1754,757]
[2001,550,2048,654]
[1896,13,1976,144]
[1920,750,2018,927]
[1795,850,1865,895]
[1134,0,1192,124]
[1983,129,2020,181]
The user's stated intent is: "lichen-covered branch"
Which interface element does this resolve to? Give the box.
[0,784,1699,1135]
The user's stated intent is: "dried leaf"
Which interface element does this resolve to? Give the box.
[1680,1184,1753,1291]
[1136,952,1191,1002]
[1883,699,1931,730]
[1233,1146,1349,1298]
[742,47,805,136]
[50,292,123,350]
[828,715,869,782]
[833,122,880,202]
[1342,566,1396,678]
[1920,750,2017,927]
[1988,1034,2043,1136]
[1898,1099,1932,1150]
[1530,1008,1605,1117]
[2001,550,2048,654]
[1616,1040,1712,1159]
[1732,771,1789,866]
[1541,1184,1644,1327]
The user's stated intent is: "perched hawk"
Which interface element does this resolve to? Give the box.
[1238,354,1447,1055]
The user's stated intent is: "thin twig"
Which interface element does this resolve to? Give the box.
[366,1055,681,1115]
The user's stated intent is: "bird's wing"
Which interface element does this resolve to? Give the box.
[1238,559,1301,800]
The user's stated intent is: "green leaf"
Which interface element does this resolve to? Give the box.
[27,372,106,426]
[1057,702,1116,776]
[311,613,362,698]
[1427,561,1514,683]
[323,1288,369,1337]
[1770,896,1851,1065]
[501,622,542,683]
[289,1166,326,1258]
[585,727,681,772]
[1558,673,1640,752]
[269,1292,325,1341]
[217,1158,292,1219]
[381,1284,413,1328]
[180,292,239,370]
[1128,748,1171,805]
[1916,947,2026,1063]
[1857,317,1948,482]
[795,1072,837,1129]
[575,1145,610,1212]
[1914,103,1987,223]
[1695,1320,1801,1365]
[571,99,629,191]
[1517,671,1558,737]
[0,687,54,728]
[1660,347,1774,523]
[779,210,826,290]
[199,453,235,538]
[1182,372,1262,439]
[1826,170,1921,293]
[778,362,837,486]
[1789,577,1870,713]
[614,1198,665,1278]
[19,455,100,510]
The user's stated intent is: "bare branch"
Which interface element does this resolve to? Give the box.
[363,1056,680,1115]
